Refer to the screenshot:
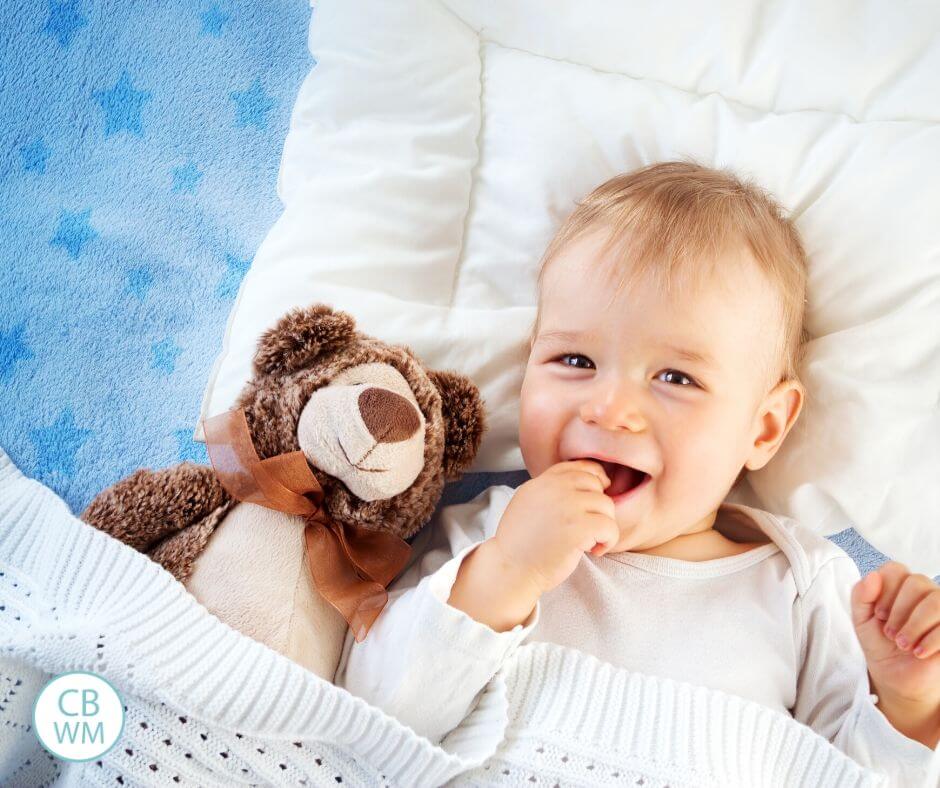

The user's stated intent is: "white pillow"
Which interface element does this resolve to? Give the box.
[198,0,940,575]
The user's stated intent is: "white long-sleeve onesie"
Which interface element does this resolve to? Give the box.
[334,485,938,784]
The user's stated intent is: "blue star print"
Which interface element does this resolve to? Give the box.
[50,209,98,259]
[152,338,182,374]
[230,79,275,130]
[126,267,155,300]
[43,0,88,48]
[216,253,252,298]
[0,324,34,383]
[175,429,209,463]
[200,3,229,36]
[20,139,51,174]
[29,409,92,478]
[93,71,152,137]
[172,162,203,193]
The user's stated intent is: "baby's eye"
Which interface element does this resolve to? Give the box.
[657,369,696,387]
[556,353,595,370]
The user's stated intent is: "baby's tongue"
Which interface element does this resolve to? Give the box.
[602,462,640,496]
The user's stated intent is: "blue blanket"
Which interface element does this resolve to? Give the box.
[1,0,310,510]
[0,0,902,578]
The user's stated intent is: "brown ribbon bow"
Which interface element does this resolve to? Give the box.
[202,408,412,642]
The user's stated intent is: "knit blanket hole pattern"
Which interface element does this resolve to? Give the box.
[82,702,390,787]
[460,736,695,787]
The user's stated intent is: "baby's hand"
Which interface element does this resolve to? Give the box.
[850,562,940,726]
[492,460,620,595]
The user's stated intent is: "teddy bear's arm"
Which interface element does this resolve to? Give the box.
[81,463,229,553]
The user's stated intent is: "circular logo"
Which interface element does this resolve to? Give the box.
[33,672,125,761]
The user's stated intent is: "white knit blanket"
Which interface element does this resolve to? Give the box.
[0,449,909,787]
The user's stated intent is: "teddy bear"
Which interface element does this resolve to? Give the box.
[80,303,486,681]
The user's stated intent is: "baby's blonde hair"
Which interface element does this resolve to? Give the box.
[530,159,810,388]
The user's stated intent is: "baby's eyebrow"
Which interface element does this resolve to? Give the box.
[660,344,718,369]
[534,329,597,345]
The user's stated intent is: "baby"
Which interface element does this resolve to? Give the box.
[335,161,939,781]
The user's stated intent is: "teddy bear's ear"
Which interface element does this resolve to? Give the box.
[253,304,358,377]
[426,369,488,481]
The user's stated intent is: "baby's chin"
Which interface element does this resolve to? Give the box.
[607,527,651,554]
[608,496,679,553]
[602,512,652,553]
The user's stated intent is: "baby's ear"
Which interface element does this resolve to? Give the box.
[253,304,357,377]
[745,379,804,471]
[427,369,487,481]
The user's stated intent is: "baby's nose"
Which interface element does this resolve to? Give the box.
[580,387,647,432]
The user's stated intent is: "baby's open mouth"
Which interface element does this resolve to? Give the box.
[596,460,650,497]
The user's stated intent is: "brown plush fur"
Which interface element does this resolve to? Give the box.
[149,499,236,583]
[427,369,488,481]
[82,463,229,552]
[81,303,487,582]
[252,304,357,378]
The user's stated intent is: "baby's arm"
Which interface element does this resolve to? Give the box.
[336,460,617,744]
[333,490,539,745]
[447,538,543,632]
[792,554,937,785]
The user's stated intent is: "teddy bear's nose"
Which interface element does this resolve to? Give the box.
[358,388,421,443]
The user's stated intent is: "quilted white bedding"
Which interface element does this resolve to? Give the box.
[198,0,940,574]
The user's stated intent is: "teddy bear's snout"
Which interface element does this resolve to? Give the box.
[359,388,421,443]
[296,362,428,502]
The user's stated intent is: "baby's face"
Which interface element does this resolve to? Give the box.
[520,228,786,552]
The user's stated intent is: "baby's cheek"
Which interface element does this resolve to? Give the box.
[518,413,548,475]
[662,424,741,504]
[519,389,559,475]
